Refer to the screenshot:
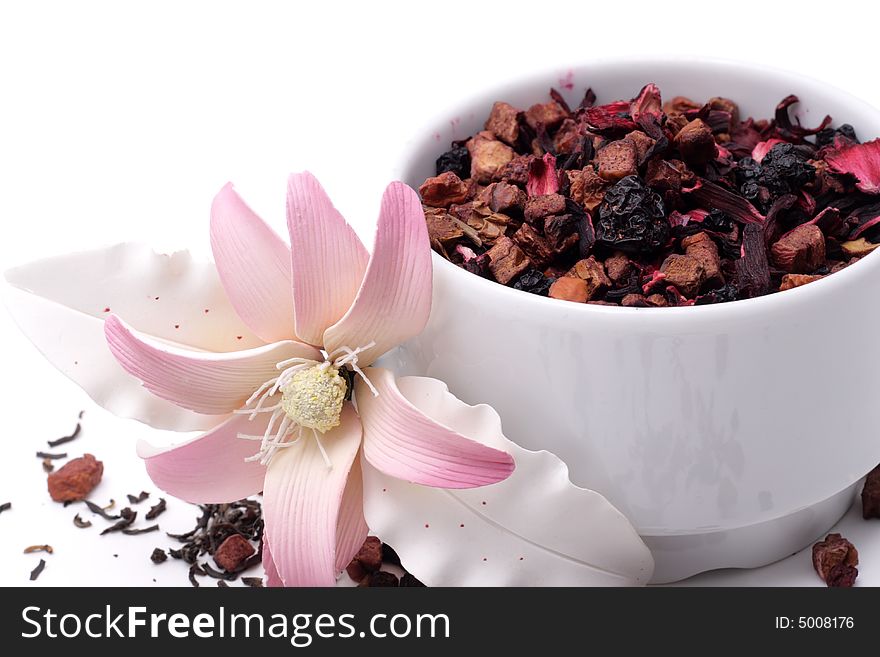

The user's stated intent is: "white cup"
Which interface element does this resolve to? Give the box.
[392,58,880,582]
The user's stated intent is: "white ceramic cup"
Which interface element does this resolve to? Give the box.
[392,58,880,583]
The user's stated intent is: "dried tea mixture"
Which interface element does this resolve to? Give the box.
[346,536,426,587]
[154,500,265,587]
[421,84,880,306]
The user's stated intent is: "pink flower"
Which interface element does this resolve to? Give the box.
[104,173,515,586]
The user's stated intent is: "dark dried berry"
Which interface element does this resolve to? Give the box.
[435,146,471,179]
[759,143,816,197]
[512,268,554,296]
[816,123,858,148]
[151,548,168,564]
[734,156,766,206]
[703,208,733,233]
[694,283,739,305]
[595,175,668,254]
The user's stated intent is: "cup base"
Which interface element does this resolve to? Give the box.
[645,482,859,583]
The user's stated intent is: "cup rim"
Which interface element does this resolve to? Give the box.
[408,56,880,320]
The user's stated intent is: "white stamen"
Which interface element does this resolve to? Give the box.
[330,342,378,397]
[312,428,332,469]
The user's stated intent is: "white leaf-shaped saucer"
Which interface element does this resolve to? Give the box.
[362,375,655,586]
[3,243,263,432]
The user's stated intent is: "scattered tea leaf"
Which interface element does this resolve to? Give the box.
[188,563,206,588]
[201,562,237,581]
[0,502,10,515]
[241,577,263,588]
[150,548,167,564]
[217,580,229,588]
[145,498,167,521]
[84,500,120,521]
[29,559,46,581]
[47,411,84,448]
[23,545,54,554]
[127,491,150,504]
[42,458,55,473]
[73,514,92,528]
[100,508,137,535]
[122,524,160,536]
[36,452,67,460]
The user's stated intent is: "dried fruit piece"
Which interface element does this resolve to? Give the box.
[485,101,521,145]
[596,140,639,182]
[47,454,103,502]
[862,464,880,519]
[623,130,656,164]
[660,254,705,298]
[826,563,858,588]
[553,118,582,154]
[567,256,611,300]
[674,119,717,166]
[604,251,633,284]
[467,131,515,184]
[151,548,168,564]
[549,277,588,303]
[841,237,880,258]
[512,224,557,269]
[771,224,826,273]
[479,181,526,214]
[524,193,566,224]
[419,172,471,208]
[524,101,567,131]
[596,175,668,254]
[352,536,382,573]
[681,232,723,286]
[567,167,608,212]
[812,533,859,587]
[213,534,256,572]
[779,273,823,291]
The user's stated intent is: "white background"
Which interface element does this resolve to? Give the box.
[1,0,878,586]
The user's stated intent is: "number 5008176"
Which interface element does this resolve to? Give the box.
[798,617,854,629]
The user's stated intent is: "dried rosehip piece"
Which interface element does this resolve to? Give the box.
[812,533,859,588]
[595,175,668,254]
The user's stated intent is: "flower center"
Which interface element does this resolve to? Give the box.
[234,342,379,467]
[279,364,347,433]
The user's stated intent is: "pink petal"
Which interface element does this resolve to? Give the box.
[262,534,284,587]
[825,138,880,195]
[262,404,365,586]
[323,182,432,366]
[357,368,515,488]
[752,138,786,163]
[211,183,296,343]
[136,413,268,503]
[287,172,369,346]
[334,456,369,573]
[105,314,321,415]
